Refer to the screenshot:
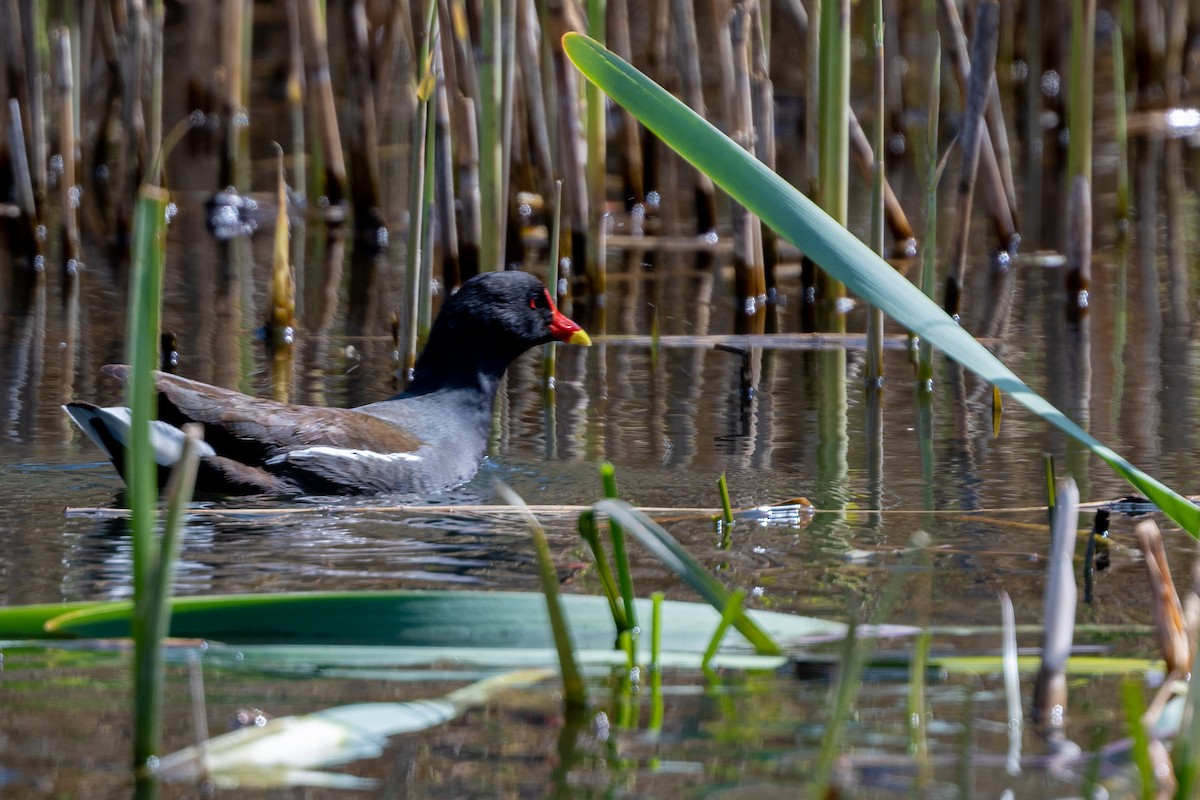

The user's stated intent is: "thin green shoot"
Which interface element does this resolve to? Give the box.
[1044,454,1057,529]
[601,462,637,633]
[716,472,734,527]
[1120,679,1156,800]
[577,509,626,631]
[593,499,780,656]
[700,589,746,676]
[908,630,932,788]
[498,482,587,711]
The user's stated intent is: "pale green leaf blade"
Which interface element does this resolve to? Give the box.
[562,32,1199,536]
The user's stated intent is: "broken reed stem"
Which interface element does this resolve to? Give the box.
[1136,520,1191,675]
[944,0,999,319]
[669,0,717,233]
[1032,478,1078,729]
[1065,175,1091,309]
[937,0,1017,251]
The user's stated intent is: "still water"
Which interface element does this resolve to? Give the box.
[2,162,1196,795]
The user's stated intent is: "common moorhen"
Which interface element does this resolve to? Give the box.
[65,270,591,495]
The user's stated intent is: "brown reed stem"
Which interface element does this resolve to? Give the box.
[1065,175,1091,312]
[938,0,1017,251]
[607,0,643,207]
[1137,520,1192,675]
[750,2,779,294]
[517,0,555,217]
[345,0,385,231]
[944,0,999,319]
[547,3,588,278]
[848,110,915,254]
[670,0,717,233]
[434,53,461,291]
[299,0,348,211]
[20,0,47,205]
[457,96,482,281]
[51,28,80,287]
[729,3,766,324]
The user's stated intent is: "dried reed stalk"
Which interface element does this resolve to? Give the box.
[848,111,915,253]
[20,0,47,204]
[546,2,588,276]
[938,0,1017,250]
[728,4,766,321]
[750,3,779,293]
[1032,478,1078,728]
[51,28,80,288]
[516,0,555,216]
[434,59,461,290]
[1137,520,1192,675]
[1065,174,1091,311]
[299,0,348,210]
[607,0,642,207]
[345,0,385,230]
[669,0,717,233]
[944,0,999,319]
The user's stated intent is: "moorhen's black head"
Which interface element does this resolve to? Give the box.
[406,270,591,394]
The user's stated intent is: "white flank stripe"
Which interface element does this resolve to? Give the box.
[269,446,423,465]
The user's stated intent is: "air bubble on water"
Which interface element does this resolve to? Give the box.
[165,202,178,223]
[704,230,719,245]
[646,190,660,211]
[282,326,295,345]
[35,225,47,242]
[1077,290,1089,308]
[66,259,78,276]
[33,254,45,272]
[743,297,757,315]
[50,154,64,175]
[835,296,856,315]
[233,107,250,127]
[68,185,82,208]
[376,226,389,247]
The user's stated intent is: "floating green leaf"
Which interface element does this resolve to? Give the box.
[16,591,840,654]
